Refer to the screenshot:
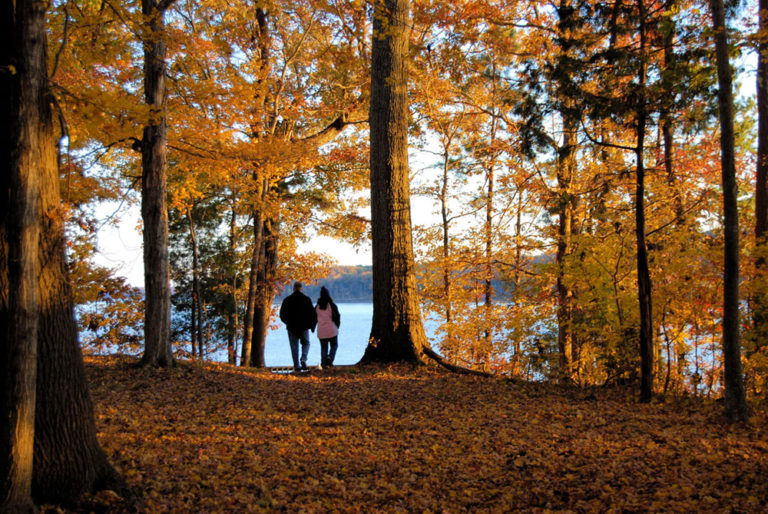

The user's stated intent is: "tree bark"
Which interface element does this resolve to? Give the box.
[636,0,654,403]
[3,0,121,506]
[240,178,266,367]
[1,0,41,507]
[139,0,173,367]
[251,214,279,368]
[709,0,749,421]
[362,0,430,364]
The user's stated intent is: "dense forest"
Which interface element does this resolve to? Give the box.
[55,0,764,398]
[3,0,767,508]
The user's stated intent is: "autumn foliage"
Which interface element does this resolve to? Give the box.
[53,356,768,512]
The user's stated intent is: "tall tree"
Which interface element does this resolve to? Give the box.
[2,0,121,507]
[1,0,41,507]
[708,0,748,421]
[754,0,768,350]
[362,0,430,363]
[553,0,580,383]
[634,0,654,403]
[139,0,175,367]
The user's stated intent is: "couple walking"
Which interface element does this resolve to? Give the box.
[279,282,340,372]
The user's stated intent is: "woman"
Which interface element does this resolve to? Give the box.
[315,286,340,367]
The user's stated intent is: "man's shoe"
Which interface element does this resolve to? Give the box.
[300,361,308,371]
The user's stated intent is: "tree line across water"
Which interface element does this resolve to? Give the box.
[2,0,763,509]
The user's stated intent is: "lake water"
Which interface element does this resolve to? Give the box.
[261,302,441,367]
[263,302,373,366]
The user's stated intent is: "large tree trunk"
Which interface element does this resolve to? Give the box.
[362,0,429,364]
[636,0,654,403]
[251,214,279,368]
[709,0,749,422]
[34,223,119,503]
[1,0,41,508]
[139,0,173,367]
[753,0,768,350]
[2,0,121,506]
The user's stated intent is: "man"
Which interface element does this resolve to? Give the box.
[279,282,317,371]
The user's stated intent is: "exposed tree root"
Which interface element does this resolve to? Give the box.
[421,347,498,378]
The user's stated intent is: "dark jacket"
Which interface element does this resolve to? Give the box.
[279,290,317,335]
[329,301,340,328]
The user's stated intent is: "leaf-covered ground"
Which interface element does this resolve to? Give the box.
[79,356,767,512]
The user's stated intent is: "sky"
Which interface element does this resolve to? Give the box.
[93,206,377,287]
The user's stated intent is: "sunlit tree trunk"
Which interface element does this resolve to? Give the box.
[1,0,40,507]
[139,0,175,367]
[2,1,121,505]
[362,0,429,363]
[709,0,749,421]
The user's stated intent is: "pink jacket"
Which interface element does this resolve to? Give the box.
[316,304,339,339]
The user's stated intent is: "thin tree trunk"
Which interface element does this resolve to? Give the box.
[1,0,41,506]
[228,194,238,364]
[188,205,202,359]
[555,0,577,383]
[139,0,173,367]
[636,0,654,403]
[440,144,453,358]
[240,177,266,367]
[513,203,524,376]
[709,0,749,421]
[556,115,576,383]
[483,108,497,372]
[753,0,768,349]
[363,0,429,364]
[659,1,680,387]
[661,0,684,225]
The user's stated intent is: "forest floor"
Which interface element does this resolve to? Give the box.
[66,356,768,512]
